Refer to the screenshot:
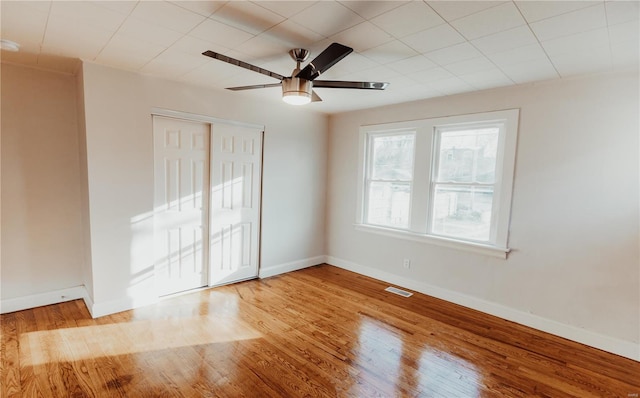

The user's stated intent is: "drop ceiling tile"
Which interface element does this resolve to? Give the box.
[426,77,475,95]
[260,56,298,77]
[424,42,482,66]
[550,46,612,77]
[382,74,422,90]
[169,1,227,17]
[450,2,526,40]
[370,1,444,38]
[611,40,640,69]
[261,20,324,48]
[255,1,317,18]
[181,59,244,87]
[486,43,548,67]
[541,27,609,57]
[235,35,292,59]
[91,1,138,15]
[397,84,444,101]
[360,40,418,64]
[500,58,559,84]
[341,65,401,82]
[529,4,606,41]
[426,1,506,22]
[407,66,455,84]
[179,61,237,88]
[50,2,128,31]
[318,52,378,79]
[339,1,408,20]
[401,24,466,54]
[130,1,206,34]
[170,35,235,58]
[1,1,50,46]
[444,56,495,75]
[606,1,640,26]
[189,18,254,48]
[330,22,394,52]
[609,20,640,46]
[471,25,538,55]
[290,2,364,37]
[9,0,51,13]
[119,16,187,47]
[141,49,210,77]
[43,15,113,60]
[210,2,286,35]
[387,55,437,74]
[459,68,513,90]
[515,1,599,23]
[96,33,165,70]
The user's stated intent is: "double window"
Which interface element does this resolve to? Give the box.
[357,110,519,257]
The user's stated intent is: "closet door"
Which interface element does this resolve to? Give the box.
[153,116,210,296]
[209,125,263,286]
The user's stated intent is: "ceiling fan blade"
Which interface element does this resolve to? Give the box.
[295,43,353,81]
[203,50,286,81]
[313,80,389,90]
[226,83,282,91]
[311,90,322,102]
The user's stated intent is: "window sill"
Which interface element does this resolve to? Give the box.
[353,224,510,259]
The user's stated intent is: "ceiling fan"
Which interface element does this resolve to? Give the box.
[202,42,389,105]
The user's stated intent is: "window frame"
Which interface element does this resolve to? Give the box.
[363,129,417,229]
[356,109,519,259]
[428,121,505,245]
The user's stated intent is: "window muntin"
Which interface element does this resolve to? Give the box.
[364,132,415,229]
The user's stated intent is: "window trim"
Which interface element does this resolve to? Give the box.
[356,109,519,258]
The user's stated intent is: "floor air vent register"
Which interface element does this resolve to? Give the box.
[385,286,413,297]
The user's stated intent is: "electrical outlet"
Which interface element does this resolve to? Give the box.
[403,258,411,269]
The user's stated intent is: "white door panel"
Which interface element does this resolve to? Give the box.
[209,125,262,286]
[153,116,210,296]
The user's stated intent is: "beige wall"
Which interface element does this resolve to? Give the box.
[1,64,85,299]
[326,71,639,357]
[80,62,328,315]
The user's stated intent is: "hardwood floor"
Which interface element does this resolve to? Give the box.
[1,264,638,397]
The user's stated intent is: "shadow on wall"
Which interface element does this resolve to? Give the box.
[1,51,81,75]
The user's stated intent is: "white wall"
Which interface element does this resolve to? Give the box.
[80,62,328,316]
[1,64,86,302]
[326,71,639,359]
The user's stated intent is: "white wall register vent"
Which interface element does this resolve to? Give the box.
[385,286,413,297]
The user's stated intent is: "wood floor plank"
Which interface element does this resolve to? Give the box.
[1,264,638,397]
[1,313,21,398]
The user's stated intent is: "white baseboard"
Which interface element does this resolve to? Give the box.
[1,285,90,314]
[259,255,326,279]
[326,256,640,362]
[90,294,159,318]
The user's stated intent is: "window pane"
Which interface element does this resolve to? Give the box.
[431,185,493,241]
[371,134,415,180]
[437,128,499,183]
[367,182,411,228]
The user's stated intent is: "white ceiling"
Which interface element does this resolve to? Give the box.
[1,0,638,113]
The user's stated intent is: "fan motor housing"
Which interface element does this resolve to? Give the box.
[282,77,312,99]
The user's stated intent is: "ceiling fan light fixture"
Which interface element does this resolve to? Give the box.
[282,77,312,105]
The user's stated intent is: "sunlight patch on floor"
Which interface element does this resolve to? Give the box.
[21,315,261,366]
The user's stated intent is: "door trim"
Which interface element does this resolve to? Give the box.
[151,107,264,130]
